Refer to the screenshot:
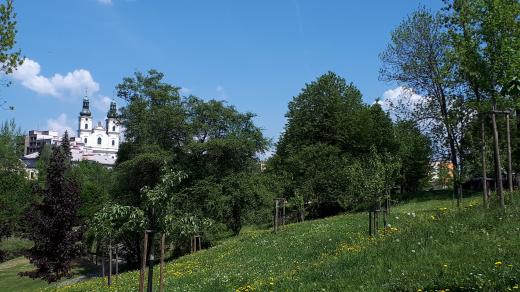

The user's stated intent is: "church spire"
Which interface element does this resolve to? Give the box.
[80,95,91,117]
[107,101,117,118]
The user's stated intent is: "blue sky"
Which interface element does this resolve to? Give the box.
[1,0,442,146]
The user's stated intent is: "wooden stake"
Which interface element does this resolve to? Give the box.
[160,233,165,292]
[115,245,118,285]
[368,211,372,236]
[139,231,148,292]
[108,241,112,286]
[274,199,279,233]
[481,115,489,208]
[147,232,155,292]
[507,113,514,197]
[282,199,286,226]
[101,251,105,278]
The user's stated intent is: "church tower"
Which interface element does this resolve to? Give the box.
[105,101,119,149]
[78,95,92,145]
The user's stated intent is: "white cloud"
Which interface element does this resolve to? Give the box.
[216,85,227,100]
[379,86,424,113]
[11,58,100,99]
[180,87,192,95]
[47,113,74,136]
[92,95,113,112]
[97,0,112,5]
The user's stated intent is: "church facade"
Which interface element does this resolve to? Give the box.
[77,96,120,154]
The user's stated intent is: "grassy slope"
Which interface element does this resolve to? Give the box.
[0,257,53,291]
[27,195,520,291]
[0,236,32,261]
[0,256,99,291]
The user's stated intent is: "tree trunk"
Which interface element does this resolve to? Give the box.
[507,113,513,195]
[491,105,505,208]
[438,88,461,208]
[480,114,489,208]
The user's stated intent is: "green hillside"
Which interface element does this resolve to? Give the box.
[40,195,520,291]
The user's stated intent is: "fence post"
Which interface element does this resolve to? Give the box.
[160,233,165,292]
[274,199,279,233]
[139,231,148,292]
[108,240,112,286]
[147,231,155,292]
[368,211,372,236]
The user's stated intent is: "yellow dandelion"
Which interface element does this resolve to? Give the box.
[495,261,503,266]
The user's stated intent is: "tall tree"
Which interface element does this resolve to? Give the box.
[445,0,520,208]
[20,146,81,283]
[0,119,29,260]
[61,130,71,158]
[380,8,464,206]
[110,70,270,261]
[0,0,23,111]
[271,72,399,217]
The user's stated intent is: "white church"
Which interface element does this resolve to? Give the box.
[22,96,121,178]
[77,95,120,154]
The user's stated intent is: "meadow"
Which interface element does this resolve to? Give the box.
[45,192,520,291]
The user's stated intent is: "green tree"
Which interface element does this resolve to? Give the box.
[61,131,71,158]
[71,161,111,222]
[395,120,432,193]
[271,72,399,217]
[109,70,270,261]
[0,119,22,169]
[380,7,464,206]
[0,0,23,111]
[36,143,52,187]
[445,0,520,208]
[0,119,30,261]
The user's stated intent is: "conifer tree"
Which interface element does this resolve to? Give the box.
[61,130,71,158]
[20,145,81,283]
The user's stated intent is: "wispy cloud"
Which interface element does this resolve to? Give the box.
[180,87,192,95]
[11,58,100,99]
[216,85,228,100]
[97,0,113,5]
[47,113,74,136]
[92,95,113,112]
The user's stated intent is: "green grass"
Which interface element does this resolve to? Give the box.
[0,236,32,261]
[0,256,99,291]
[0,257,55,291]
[54,193,520,291]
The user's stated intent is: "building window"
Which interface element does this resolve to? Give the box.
[97,137,102,145]
[85,123,88,129]
[112,126,116,131]
[112,140,115,146]
[84,138,87,144]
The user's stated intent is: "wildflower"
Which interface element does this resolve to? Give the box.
[443,264,448,268]
[513,284,518,289]
[495,261,502,266]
